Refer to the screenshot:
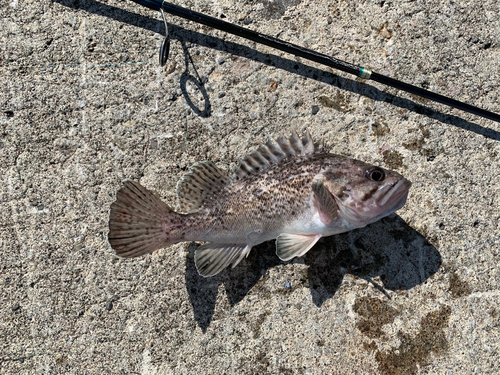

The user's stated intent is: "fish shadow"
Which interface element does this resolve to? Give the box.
[185,214,442,331]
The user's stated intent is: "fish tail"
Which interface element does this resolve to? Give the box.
[108,180,183,258]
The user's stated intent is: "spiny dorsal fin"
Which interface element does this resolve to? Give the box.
[176,161,230,213]
[234,129,321,181]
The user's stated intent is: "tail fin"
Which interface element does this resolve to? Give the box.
[108,180,181,258]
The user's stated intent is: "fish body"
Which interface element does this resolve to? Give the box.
[108,131,411,277]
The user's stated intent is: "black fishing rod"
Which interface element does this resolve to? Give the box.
[130,0,500,123]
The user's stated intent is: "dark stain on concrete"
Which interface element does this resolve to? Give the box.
[260,0,301,19]
[374,21,393,39]
[253,351,270,373]
[353,297,400,338]
[403,125,438,160]
[449,272,472,298]
[421,148,436,160]
[418,125,431,138]
[363,340,378,352]
[55,355,68,366]
[318,95,335,108]
[318,92,351,112]
[403,137,425,151]
[251,312,268,338]
[382,150,405,169]
[375,305,451,375]
[278,367,297,375]
[490,308,499,327]
[372,122,390,137]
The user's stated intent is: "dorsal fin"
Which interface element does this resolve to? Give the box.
[176,161,230,213]
[234,129,321,181]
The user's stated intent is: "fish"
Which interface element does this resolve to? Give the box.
[108,130,411,277]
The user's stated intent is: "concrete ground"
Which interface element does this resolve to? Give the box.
[1,0,499,374]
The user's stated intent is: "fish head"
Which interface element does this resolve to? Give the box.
[321,158,411,227]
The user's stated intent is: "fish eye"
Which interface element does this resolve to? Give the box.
[365,167,385,182]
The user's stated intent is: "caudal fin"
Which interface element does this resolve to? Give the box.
[108,180,181,258]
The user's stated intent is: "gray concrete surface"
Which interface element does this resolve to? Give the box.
[1,0,499,373]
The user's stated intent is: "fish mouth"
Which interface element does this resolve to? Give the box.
[333,178,411,227]
[374,178,412,212]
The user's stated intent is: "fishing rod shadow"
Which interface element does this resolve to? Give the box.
[55,0,499,140]
[169,27,499,141]
[184,214,442,332]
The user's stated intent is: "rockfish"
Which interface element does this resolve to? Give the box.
[108,131,411,277]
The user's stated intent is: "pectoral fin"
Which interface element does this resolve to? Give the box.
[276,233,322,261]
[195,243,252,277]
[312,180,339,226]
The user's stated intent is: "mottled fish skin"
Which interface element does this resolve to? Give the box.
[108,131,411,277]
[190,154,356,244]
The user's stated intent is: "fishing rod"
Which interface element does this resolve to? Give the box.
[129,0,500,123]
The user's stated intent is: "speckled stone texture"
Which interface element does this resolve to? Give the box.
[1,0,499,374]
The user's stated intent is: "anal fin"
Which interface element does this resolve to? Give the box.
[276,233,322,261]
[195,243,252,277]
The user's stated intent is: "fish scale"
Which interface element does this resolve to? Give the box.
[208,156,324,235]
[108,130,411,277]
